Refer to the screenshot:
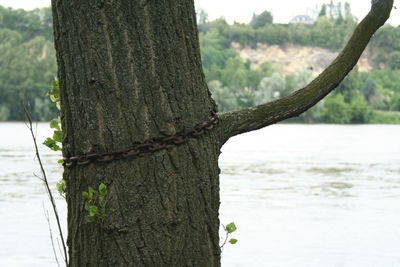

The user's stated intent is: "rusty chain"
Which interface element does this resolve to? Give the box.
[63,112,219,167]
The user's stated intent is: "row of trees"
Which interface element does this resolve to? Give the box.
[205,53,400,123]
[0,6,56,121]
[198,2,400,54]
[198,2,358,51]
[198,2,400,123]
[0,3,399,123]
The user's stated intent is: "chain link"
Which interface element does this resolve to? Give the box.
[63,113,219,167]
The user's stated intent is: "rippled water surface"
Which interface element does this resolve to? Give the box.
[1,123,399,266]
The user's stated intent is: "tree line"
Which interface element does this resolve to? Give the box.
[198,2,400,123]
[0,6,56,121]
[0,3,399,123]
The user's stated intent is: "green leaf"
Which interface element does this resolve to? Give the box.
[43,138,62,151]
[50,119,60,130]
[51,80,60,99]
[82,191,89,198]
[53,130,62,142]
[43,137,55,147]
[84,202,92,211]
[52,144,62,151]
[88,187,96,199]
[226,222,237,233]
[50,94,58,103]
[56,179,66,195]
[56,184,63,194]
[98,183,108,196]
[84,215,95,223]
[229,238,238,244]
[56,101,61,111]
[89,205,99,216]
[53,80,59,90]
[57,159,64,164]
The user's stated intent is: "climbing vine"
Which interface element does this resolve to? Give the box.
[42,80,66,198]
[82,183,108,223]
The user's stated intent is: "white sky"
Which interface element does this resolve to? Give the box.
[0,0,399,26]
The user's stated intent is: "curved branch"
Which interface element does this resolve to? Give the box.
[218,0,393,143]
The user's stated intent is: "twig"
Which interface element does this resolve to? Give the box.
[34,173,45,182]
[44,208,61,267]
[57,238,66,263]
[24,106,69,267]
[220,224,229,250]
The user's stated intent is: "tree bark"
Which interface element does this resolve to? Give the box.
[52,0,221,266]
[51,0,393,266]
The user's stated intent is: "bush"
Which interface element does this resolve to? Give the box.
[208,80,239,112]
[390,94,400,111]
[318,94,351,123]
[388,52,400,70]
[349,95,373,123]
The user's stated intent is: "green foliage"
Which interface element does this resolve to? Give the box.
[208,80,239,112]
[229,238,238,244]
[225,222,237,234]
[0,34,57,120]
[254,24,290,46]
[53,130,62,142]
[388,52,400,70]
[349,95,373,123]
[0,6,53,41]
[41,80,66,203]
[0,6,56,121]
[197,4,400,124]
[254,72,286,105]
[335,69,361,101]
[50,118,60,130]
[370,110,400,124]
[42,80,62,151]
[223,23,256,47]
[0,105,10,120]
[82,183,108,223]
[361,77,377,101]
[365,70,400,111]
[250,11,273,29]
[197,1,358,51]
[221,222,238,248]
[43,137,61,151]
[199,29,238,74]
[319,4,328,17]
[56,179,67,198]
[371,25,400,54]
[0,4,399,124]
[391,94,400,111]
[318,93,373,124]
[319,94,351,123]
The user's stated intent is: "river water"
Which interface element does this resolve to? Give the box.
[1,123,399,266]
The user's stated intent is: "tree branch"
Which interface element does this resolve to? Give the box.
[218,0,393,143]
[24,106,69,267]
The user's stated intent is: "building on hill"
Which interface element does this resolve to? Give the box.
[290,15,315,25]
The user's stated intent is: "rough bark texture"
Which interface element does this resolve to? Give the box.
[51,0,393,266]
[52,0,221,266]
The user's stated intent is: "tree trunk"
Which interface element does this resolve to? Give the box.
[52,0,221,266]
[51,0,393,266]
